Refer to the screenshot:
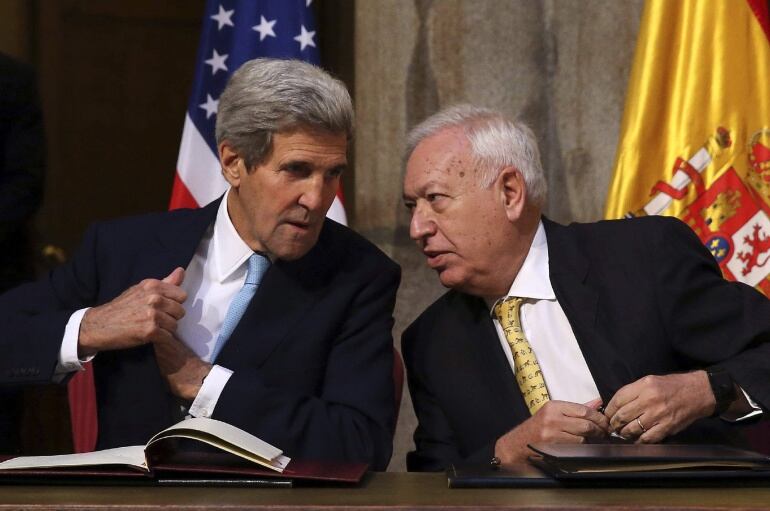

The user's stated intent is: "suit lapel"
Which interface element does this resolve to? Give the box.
[215,225,331,368]
[161,200,220,264]
[129,200,220,282]
[543,218,632,402]
[445,293,531,425]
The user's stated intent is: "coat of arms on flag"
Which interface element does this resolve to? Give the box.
[627,128,770,295]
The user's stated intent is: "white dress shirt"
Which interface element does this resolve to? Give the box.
[489,221,601,405]
[489,220,760,421]
[57,188,256,418]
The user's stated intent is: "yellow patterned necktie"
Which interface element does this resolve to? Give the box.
[493,297,550,415]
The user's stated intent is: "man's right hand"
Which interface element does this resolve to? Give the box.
[493,399,609,464]
[78,268,187,357]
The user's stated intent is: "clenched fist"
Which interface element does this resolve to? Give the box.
[78,267,187,357]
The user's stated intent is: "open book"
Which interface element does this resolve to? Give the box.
[0,417,289,474]
[0,418,367,486]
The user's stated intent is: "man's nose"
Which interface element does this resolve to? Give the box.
[298,176,333,212]
[409,204,436,241]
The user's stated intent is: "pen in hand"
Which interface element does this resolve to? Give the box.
[598,404,632,443]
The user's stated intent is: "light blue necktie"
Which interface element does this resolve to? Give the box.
[210,253,270,362]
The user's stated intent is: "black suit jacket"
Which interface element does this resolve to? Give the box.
[0,200,400,469]
[403,216,770,471]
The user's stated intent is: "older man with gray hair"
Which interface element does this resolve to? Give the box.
[402,104,770,471]
[0,58,399,470]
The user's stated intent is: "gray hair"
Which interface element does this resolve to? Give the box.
[405,104,547,206]
[215,58,353,169]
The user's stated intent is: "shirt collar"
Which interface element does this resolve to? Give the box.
[212,188,253,283]
[508,220,555,300]
[489,220,555,313]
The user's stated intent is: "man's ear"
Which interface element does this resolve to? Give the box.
[498,166,527,222]
[219,142,246,187]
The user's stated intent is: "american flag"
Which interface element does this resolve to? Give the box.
[169,0,347,224]
[69,0,346,455]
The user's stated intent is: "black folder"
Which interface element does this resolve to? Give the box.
[447,444,770,488]
[447,462,559,488]
[529,443,770,483]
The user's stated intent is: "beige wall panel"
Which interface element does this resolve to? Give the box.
[545,0,643,223]
[428,1,546,120]
[354,0,418,239]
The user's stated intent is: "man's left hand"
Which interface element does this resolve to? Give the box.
[604,371,715,443]
[153,336,212,401]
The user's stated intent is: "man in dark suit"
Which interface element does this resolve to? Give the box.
[0,52,46,454]
[401,105,770,471]
[0,58,399,470]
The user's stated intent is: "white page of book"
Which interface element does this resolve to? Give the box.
[149,417,290,472]
[0,446,147,471]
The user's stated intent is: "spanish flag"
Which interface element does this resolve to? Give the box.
[605,0,770,295]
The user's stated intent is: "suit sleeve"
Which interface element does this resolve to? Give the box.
[0,223,101,385]
[211,259,400,471]
[403,319,496,472]
[654,218,770,409]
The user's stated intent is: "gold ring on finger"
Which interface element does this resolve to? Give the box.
[636,417,647,433]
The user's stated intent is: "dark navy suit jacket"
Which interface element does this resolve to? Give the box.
[404,216,770,471]
[0,199,400,469]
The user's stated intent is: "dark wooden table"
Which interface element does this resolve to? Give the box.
[2,472,770,510]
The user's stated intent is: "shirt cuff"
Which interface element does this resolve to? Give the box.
[722,386,763,422]
[188,365,234,418]
[53,308,93,383]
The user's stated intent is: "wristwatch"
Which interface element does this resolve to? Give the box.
[706,368,737,417]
